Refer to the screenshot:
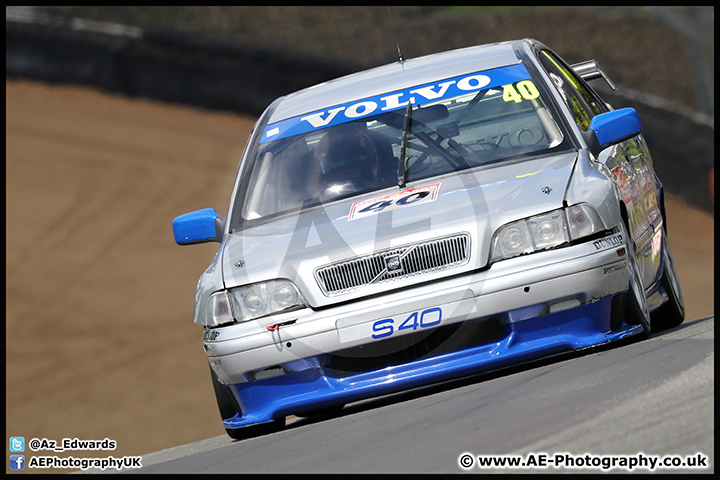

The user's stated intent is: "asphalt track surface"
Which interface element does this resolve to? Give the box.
[6,80,713,474]
[114,315,713,474]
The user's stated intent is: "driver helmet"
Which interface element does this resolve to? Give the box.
[314,125,378,187]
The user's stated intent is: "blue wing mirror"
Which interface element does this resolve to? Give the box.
[584,107,642,158]
[173,208,225,245]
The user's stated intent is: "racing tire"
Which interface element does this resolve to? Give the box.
[650,232,685,331]
[622,223,651,339]
[209,364,240,423]
[209,365,285,440]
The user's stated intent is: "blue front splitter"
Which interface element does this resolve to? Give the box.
[223,296,643,429]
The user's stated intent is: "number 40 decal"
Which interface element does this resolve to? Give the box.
[348,183,441,221]
[372,307,443,339]
[503,80,540,103]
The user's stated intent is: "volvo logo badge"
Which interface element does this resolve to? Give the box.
[385,255,403,272]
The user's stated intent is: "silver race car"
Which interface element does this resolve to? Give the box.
[173,38,684,438]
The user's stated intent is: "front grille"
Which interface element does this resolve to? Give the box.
[329,317,505,376]
[315,233,470,296]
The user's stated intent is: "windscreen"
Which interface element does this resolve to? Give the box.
[237,63,569,224]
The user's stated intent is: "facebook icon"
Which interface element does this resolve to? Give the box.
[10,455,25,470]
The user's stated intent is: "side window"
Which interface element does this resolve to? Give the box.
[538,50,608,131]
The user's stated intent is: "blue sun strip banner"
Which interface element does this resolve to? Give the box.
[260,63,531,144]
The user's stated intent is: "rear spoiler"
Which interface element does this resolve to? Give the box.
[571,60,616,91]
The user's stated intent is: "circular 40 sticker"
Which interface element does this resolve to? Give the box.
[348,183,441,221]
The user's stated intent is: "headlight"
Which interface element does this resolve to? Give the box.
[228,280,306,322]
[493,223,534,260]
[565,203,604,240]
[207,290,235,327]
[527,210,566,250]
[490,203,603,263]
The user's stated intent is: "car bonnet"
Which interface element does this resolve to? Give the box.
[221,150,577,308]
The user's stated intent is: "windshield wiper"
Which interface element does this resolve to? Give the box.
[397,102,412,188]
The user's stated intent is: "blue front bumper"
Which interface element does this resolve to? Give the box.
[223,295,643,429]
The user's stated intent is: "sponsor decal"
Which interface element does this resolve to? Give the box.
[348,183,441,221]
[593,234,623,250]
[603,263,626,275]
[260,63,531,143]
[204,329,220,341]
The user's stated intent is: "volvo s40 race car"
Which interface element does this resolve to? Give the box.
[173,39,684,439]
